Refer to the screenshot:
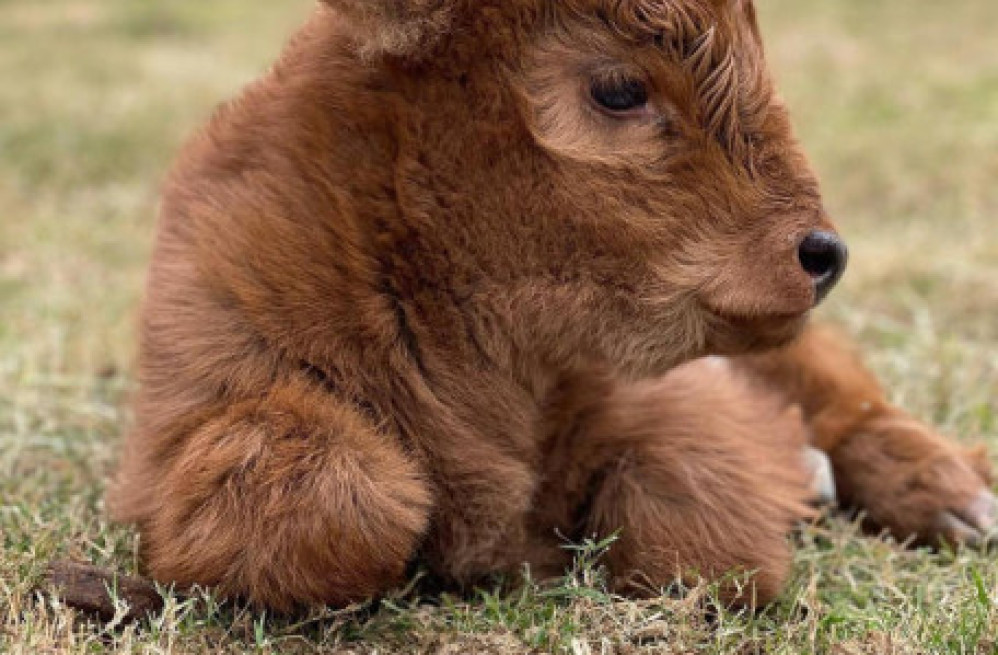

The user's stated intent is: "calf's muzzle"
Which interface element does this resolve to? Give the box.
[798,230,848,305]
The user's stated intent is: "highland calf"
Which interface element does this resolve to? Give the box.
[111,0,996,611]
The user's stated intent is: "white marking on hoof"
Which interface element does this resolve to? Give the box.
[704,356,730,372]
[803,446,837,507]
[937,512,983,548]
[937,490,998,548]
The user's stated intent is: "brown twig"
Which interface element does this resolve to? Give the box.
[43,560,164,623]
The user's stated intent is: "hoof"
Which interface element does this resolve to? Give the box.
[936,490,998,548]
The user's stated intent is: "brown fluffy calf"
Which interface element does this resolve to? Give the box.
[110,0,995,612]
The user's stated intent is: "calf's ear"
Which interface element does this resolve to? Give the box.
[320,0,456,59]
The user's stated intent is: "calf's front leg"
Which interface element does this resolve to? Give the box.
[542,364,813,606]
[736,324,996,546]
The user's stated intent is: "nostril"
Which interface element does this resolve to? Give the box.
[798,231,848,303]
[799,237,838,278]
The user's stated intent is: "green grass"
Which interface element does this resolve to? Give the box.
[2,0,997,652]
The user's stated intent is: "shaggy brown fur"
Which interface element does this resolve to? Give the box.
[110,0,994,612]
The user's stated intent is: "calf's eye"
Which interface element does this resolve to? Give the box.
[590,77,649,115]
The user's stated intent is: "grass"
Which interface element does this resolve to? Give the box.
[1,0,996,652]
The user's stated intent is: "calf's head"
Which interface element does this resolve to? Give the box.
[324,0,847,376]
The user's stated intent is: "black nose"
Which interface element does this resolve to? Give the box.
[798,231,848,304]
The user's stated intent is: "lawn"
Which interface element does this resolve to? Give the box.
[1,1,996,652]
